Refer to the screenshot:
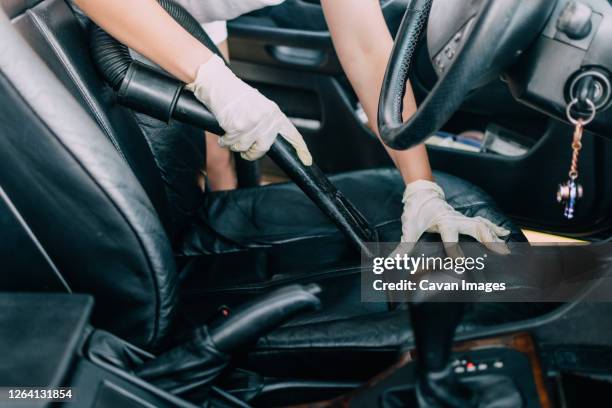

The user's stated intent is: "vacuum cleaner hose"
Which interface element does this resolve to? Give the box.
[89,0,378,257]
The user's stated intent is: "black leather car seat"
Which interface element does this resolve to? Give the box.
[0,0,553,381]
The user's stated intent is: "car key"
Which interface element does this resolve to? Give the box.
[557,97,596,219]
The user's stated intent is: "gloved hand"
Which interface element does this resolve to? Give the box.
[175,0,285,24]
[187,55,312,165]
[400,180,511,255]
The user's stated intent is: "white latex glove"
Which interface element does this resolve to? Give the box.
[400,180,511,255]
[187,55,312,165]
[175,0,285,23]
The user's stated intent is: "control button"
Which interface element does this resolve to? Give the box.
[466,362,477,372]
[453,32,463,43]
[478,363,488,371]
[445,47,455,59]
[454,366,466,374]
[451,359,461,367]
[493,361,504,369]
[435,55,445,72]
[557,1,593,40]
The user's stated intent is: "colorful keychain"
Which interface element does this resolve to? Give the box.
[557,98,596,219]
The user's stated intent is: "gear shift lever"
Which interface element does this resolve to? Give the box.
[348,251,529,408]
[411,301,475,407]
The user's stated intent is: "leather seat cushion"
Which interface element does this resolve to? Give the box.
[177,168,526,287]
[175,168,550,379]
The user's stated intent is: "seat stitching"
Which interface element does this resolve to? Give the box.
[182,265,366,294]
[0,185,72,292]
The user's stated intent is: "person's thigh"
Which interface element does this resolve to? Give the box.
[201,21,238,191]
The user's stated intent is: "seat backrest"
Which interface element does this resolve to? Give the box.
[0,2,179,349]
[12,0,176,232]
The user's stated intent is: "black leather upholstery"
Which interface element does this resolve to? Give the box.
[1,2,178,348]
[177,168,525,304]
[0,0,549,380]
[175,169,537,379]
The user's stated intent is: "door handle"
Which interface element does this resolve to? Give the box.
[268,45,327,67]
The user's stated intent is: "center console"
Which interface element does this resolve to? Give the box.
[0,294,196,408]
[334,332,548,408]
[312,302,550,408]
[0,292,552,407]
[0,288,323,408]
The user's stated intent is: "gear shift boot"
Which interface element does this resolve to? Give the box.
[346,345,539,408]
[383,373,522,408]
[347,269,543,407]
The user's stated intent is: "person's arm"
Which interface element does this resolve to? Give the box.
[75,0,211,83]
[73,0,312,165]
[321,0,432,183]
[321,0,510,252]
[174,0,285,24]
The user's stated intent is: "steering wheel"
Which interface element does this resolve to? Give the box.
[378,0,557,150]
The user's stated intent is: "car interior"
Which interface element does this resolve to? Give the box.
[1,0,612,407]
